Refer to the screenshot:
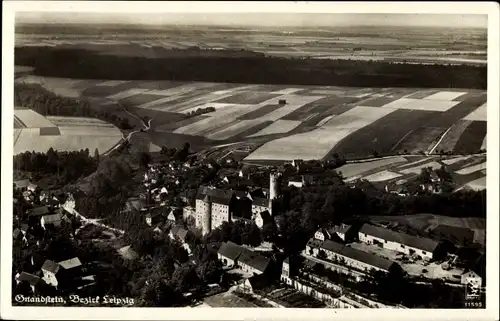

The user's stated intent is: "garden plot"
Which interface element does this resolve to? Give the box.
[463,102,487,121]
[247,120,302,137]
[399,161,442,175]
[453,121,487,154]
[455,162,486,175]
[381,98,460,112]
[245,106,395,161]
[360,170,403,182]
[45,116,115,127]
[423,91,468,101]
[14,109,56,128]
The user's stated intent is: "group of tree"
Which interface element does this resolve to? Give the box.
[75,154,136,225]
[15,47,486,89]
[14,148,98,186]
[15,83,133,129]
[159,142,191,163]
[205,220,262,247]
[185,107,216,118]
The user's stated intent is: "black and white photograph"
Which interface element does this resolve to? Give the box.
[1,1,498,320]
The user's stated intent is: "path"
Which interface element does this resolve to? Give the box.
[64,205,124,235]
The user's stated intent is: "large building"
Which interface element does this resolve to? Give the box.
[195,186,235,235]
[195,173,282,235]
[358,224,441,260]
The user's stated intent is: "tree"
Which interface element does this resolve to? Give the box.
[139,152,152,168]
[94,148,100,162]
[261,221,278,242]
[171,265,200,293]
[241,223,262,247]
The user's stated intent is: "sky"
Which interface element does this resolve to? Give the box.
[16,12,488,29]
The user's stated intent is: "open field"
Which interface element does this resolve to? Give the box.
[13,110,122,155]
[14,76,487,163]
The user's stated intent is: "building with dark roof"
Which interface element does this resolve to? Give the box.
[40,213,63,229]
[237,249,271,275]
[359,224,440,260]
[305,238,325,256]
[15,272,43,293]
[27,206,51,217]
[217,241,245,267]
[318,240,399,273]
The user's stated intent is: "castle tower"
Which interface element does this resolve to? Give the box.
[269,171,281,215]
[201,194,212,236]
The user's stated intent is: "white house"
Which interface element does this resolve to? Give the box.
[40,213,63,230]
[358,224,440,260]
[461,270,482,287]
[314,228,331,242]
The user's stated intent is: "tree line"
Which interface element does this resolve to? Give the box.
[15,47,487,89]
[15,83,133,130]
[14,148,98,187]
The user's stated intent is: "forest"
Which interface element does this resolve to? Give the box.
[14,83,133,130]
[14,148,99,186]
[15,47,486,89]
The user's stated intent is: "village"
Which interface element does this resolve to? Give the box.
[12,153,486,308]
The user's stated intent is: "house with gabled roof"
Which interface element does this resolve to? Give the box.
[15,272,43,293]
[217,241,245,267]
[322,240,400,274]
[237,249,271,276]
[41,257,83,288]
[40,213,63,229]
[358,224,441,260]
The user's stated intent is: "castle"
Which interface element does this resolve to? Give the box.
[195,172,281,236]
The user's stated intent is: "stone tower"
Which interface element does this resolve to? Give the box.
[269,171,281,215]
[200,194,212,236]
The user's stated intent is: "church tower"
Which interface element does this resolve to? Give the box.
[201,194,212,236]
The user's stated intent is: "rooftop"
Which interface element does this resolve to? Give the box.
[27,206,51,217]
[218,241,245,260]
[239,249,271,272]
[252,197,269,207]
[58,257,82,270]
[41,260,60,274]
[16,272,41,286]
[359,224,440,253]
[196,186,234,205]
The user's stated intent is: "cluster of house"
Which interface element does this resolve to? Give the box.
[384,168,448,196]
[217,241,272,276]
[13,180,78,247]
[14,256,96,295]
[303,221,483,286]
[305,223,443,273]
